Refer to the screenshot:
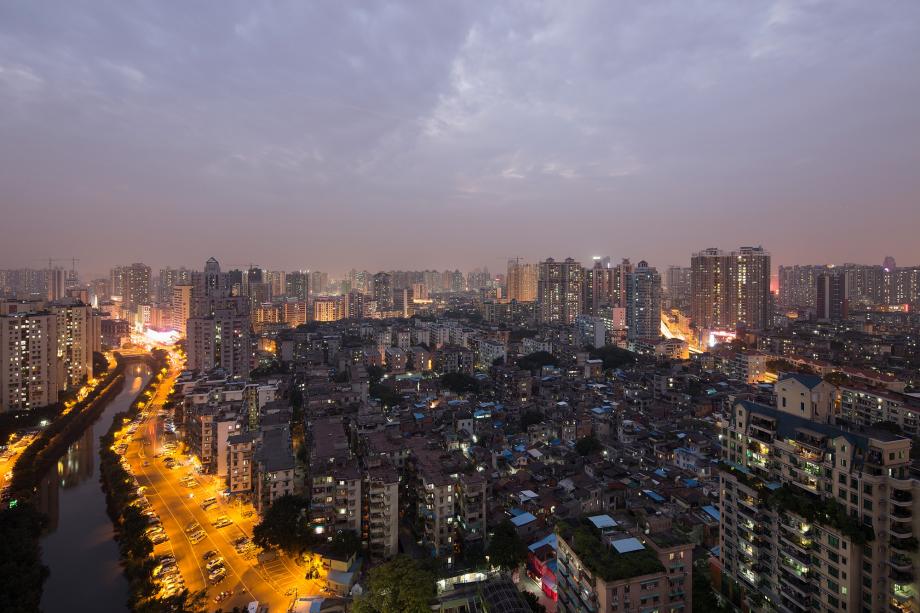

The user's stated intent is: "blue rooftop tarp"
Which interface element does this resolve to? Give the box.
[588,515,618,530]
[612,537,645,553]
[510,512,537,527]
[702,505,721,521]
[528,533,558,552]
[642,489,666,503]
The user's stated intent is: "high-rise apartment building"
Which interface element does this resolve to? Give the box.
[691,246,771,331]
[719,373,919,613]
[372,273,392,311]
[537,258,584,324]
[0,307,60,412]
[186,258,252,377]
[157,267,192,304]
[50,300,94,389]
[506,259,538,302]
[778,265,827,309]
[170,284,193,335]
[309,271,328,297]
[313,296,346,322]
[111,263,151,311]
[285,271,309,300]
[625,261,661,341]
[46,267,65,302]
[816,271,848,321]
[665,265,692,313]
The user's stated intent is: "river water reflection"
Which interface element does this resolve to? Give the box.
[39,365,151,613]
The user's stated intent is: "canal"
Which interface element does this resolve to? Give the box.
[39,364,152,613]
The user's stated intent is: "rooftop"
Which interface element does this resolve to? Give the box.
[557,519,665,583]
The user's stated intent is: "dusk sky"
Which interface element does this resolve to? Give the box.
[1,1,919,278]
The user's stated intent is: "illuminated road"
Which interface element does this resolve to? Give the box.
[117,348,318,612]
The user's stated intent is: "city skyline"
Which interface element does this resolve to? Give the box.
[2,1,920,274]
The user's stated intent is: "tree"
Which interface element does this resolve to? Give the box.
[440,372,479,395]
[823,371,851,387]
[766,358,795,374]
[575,435,603,457]
[369,382,401,408]
[328,529,361,559]
[252,495,312,555]
[352,556,436,613]
[0,503,49,613]
[520,409,544,431]
[516,351,557,372]
[367,365,384,385]
[486,520,527,572]
[522,591,547,613]
[588,345,636,370]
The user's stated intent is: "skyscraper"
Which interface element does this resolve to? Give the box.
[111,263,152,311]
[665,265,692,313]
[506,259,538,302]
[186,257,252,377]
[171,284,193,335]
[372,272,392,311]
[0,307,59,412]
[778,264,827,309]
[537,258,583,324]
[625,260,661,341]
[46,267,64,302]
[691,246,771,331]
[285,271,309,300]
[816,270,848,321]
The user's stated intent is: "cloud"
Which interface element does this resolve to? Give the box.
[0,0,918,274]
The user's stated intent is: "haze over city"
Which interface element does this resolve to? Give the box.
[2,1,920,276]
[5,4,920,613]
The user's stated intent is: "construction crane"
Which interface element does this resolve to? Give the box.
[38,257,80,272]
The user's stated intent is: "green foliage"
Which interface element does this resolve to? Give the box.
[0,503,49,613]
[823,371,851,386]
[587,345,636,370]
[520,409,544,431]
[486,520,528,572]
[516,351,557,372]
[369,382,402,407]
[575,435,603,456]
[440,372,480,395]
[328,529,361,559]
[367,365,385,385]
[557,521,665,582]
[252,494,312,555]
[691,560,730,613]
[766,485,875,545]
[352,555,436,613]
[522,591,547,613]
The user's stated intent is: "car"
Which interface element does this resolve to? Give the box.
[189,530,206,544]
[203,549,218,560]
[150,533,168,544]
[208,570,227,585]
[185,521,201,532]
[206,557,225,571]
[214,590,232,603]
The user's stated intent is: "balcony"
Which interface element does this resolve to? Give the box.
[890,522,914,539]
[889,552,913,572]
[891,489,913,506]
[890,567,915,583]
[891,504,912,520]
